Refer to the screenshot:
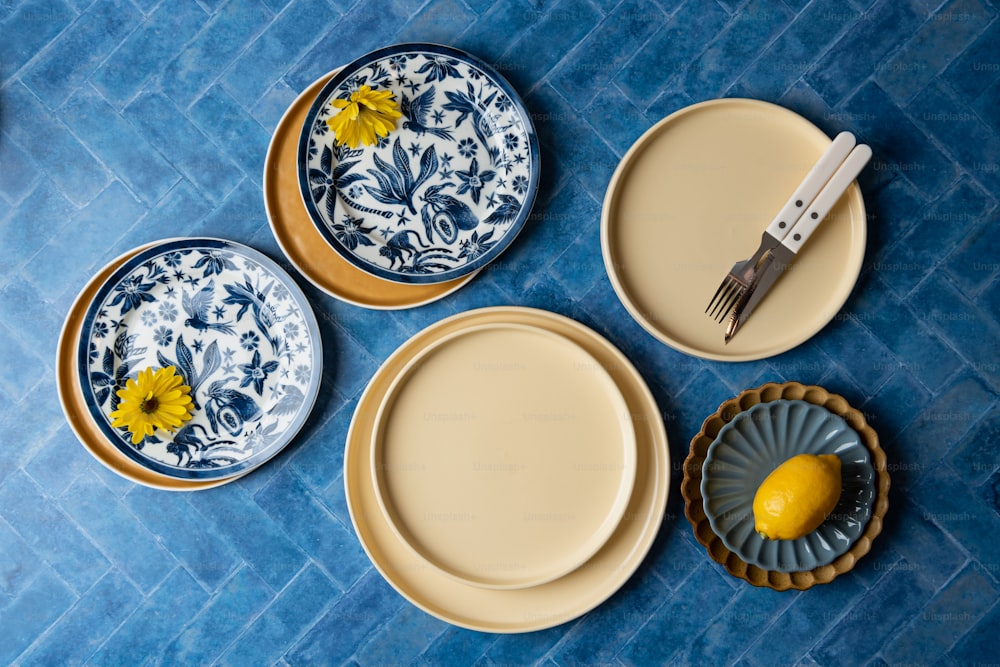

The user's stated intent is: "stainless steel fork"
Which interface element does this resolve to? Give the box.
[704,132,858,324]
[705,237,773,323]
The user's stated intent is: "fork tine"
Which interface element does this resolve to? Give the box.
[707,276,739,317]
[706,281,730,319]
[713,283,743,322]
[705,279,730,315]
[708,278,738,320]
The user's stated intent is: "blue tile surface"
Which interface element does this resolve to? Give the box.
[1,0,998,664]
[19,0,141,110]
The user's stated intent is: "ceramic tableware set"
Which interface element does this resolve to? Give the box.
[59,43,887,631]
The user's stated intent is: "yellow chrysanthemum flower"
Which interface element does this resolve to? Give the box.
[110,366,194,445]
[326,85,402,148]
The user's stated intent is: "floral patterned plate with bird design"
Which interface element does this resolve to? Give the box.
[77,238,322,480]
[298,43,539,284]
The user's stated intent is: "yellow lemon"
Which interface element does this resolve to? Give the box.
[753,453,842,540]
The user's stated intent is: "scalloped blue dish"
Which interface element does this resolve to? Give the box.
[297,43,539,284]
[700,400,875,572]
[77,238,323,480]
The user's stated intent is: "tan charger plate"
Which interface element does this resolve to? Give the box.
[370,322,636,590]
[345,307,669,632]
[56,243,246,491]
[601,98,867,361]
[263,69,475,309]
[682,381,889,590]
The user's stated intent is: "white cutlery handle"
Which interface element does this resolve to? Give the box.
[782,143,873,254]
[763,131,857,241]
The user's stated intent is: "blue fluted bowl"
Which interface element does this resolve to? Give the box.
[700,400,876,572]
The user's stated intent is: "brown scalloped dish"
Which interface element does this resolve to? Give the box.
[682,381,890,590]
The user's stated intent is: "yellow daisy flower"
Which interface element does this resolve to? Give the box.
[110,366,194,445]
[326,85,402,148]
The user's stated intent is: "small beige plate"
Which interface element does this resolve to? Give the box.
[370,322,636,590]
[56,243,246,491]
[263,69,476,309]
[345,307,670,632]
[601,98,867,361]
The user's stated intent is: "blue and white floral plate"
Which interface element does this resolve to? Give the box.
[77,238,323,480]
[298,43,539,284]
[700,400,876,572]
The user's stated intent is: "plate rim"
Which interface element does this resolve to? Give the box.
[368,320,638,590]
[344,306,670,632]
[700,398,875,572]
[600,97,867,362]
[296,42,540,285]
[75,237,323,480]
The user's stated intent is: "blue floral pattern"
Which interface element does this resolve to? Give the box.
[299,44,539,284]
[78,239,322,480]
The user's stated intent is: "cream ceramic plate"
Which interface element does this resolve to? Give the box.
[56,243,246,491]
[601,98,867,361]
[370,322,636,590]
[263,69,475,309]
[345,307,670,632]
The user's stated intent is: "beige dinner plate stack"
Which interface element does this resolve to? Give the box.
[344,307,670,632]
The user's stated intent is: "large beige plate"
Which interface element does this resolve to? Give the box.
[263,69,475,309]
[56,243,246,491]
[345,307,670,632]
[601,98,867,361]
[370,322,636,590]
